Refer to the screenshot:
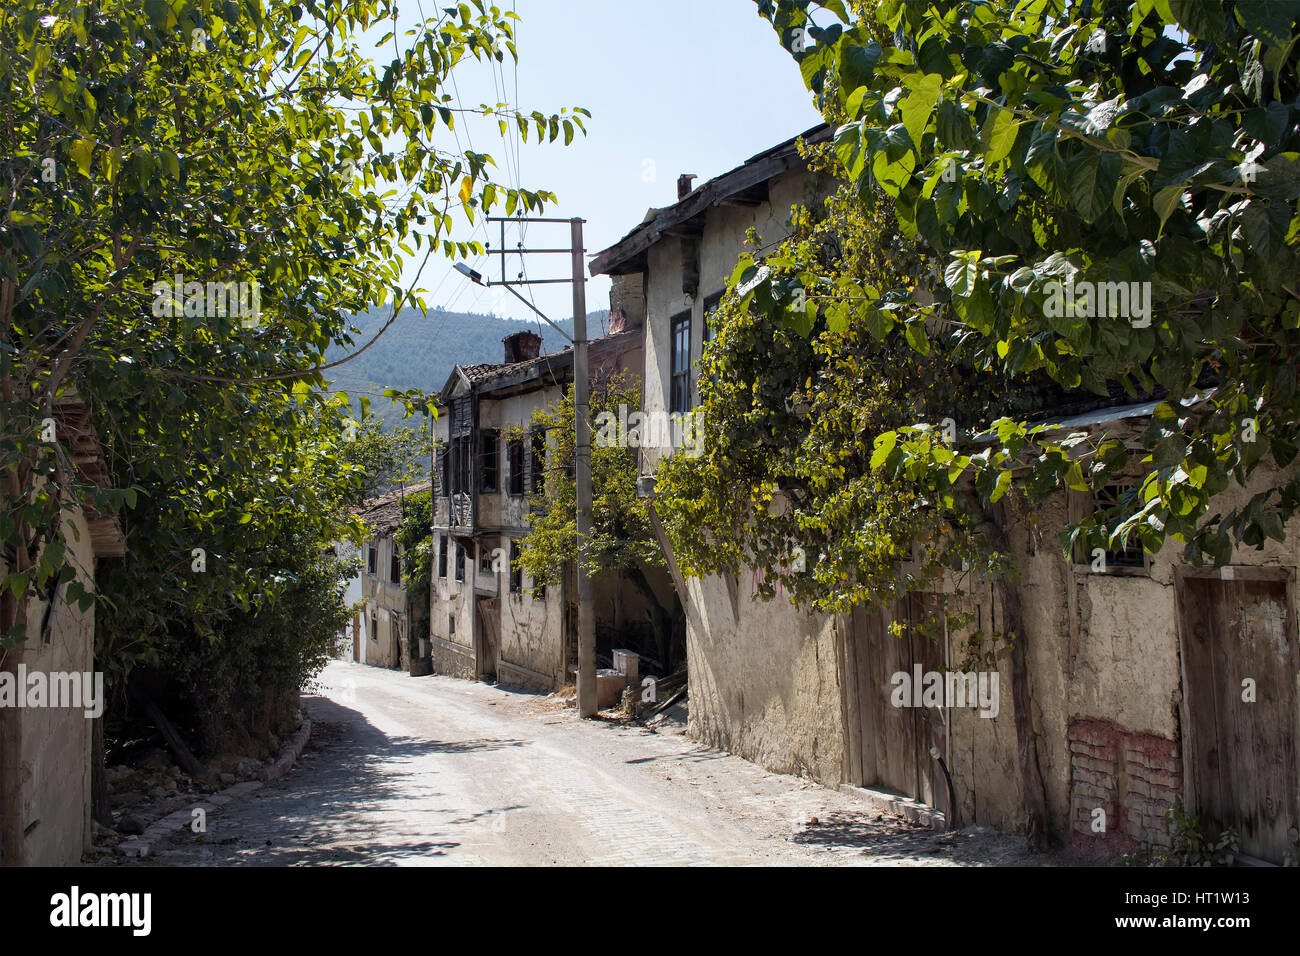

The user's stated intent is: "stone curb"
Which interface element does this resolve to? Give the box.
[838,783,947,831]
[116,781,263,858]
[115,718,312,858]
[262,718,312,781]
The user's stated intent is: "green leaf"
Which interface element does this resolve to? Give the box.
[838,41,882,94]
[1152,186,1184,234]
[989,469,1012,502]
[870,431,898,469]
[1068,150,1118,222]
[70,138,95,178]
[898,73,943,151]
[943,251,981,296]
[904,320,931,355]
[983,109,1019,165]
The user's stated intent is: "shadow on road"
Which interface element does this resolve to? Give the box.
[138,693,529,866]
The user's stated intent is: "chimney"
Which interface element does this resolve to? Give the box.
[608,273,646,329]
[677,173,697,200]
[503,330,542,364]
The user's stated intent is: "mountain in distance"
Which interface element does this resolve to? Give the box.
[324,304,605,433]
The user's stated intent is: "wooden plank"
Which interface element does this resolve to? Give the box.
[475,597,500,680]
[1178,574,1224,820]
[879,599,913,797]
[911,592,944,808]
[1179,565,1289,582]
[1224,579,1294,859]
[848,610,867,787]
[835,614,861,787]
[1178,573,1297,862]
[857,605,886,788]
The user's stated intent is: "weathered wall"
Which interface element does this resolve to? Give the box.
[685,570,845,784]
[923,460,1299,852]
[476,386,554,531]
[639,169,811,477]
[361,534,406,669]
[430,533,475,654]
[14,509,96,866]
[498,578,564,688]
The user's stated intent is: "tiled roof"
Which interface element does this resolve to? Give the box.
[461,364,503,383]
[358,479,433,537]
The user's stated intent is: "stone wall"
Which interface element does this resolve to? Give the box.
[428,635,476,681]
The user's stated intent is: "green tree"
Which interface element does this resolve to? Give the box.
[518,372,679,662]
[1,0,586,648]
[395,488,433,657]
[749,0,1300,566]
[1,0,584,860]
[342,419,431,501]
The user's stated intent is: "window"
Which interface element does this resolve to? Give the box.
[529,427,546,495]
[479,539,494,573]
[390,549,402,584]
[448,614,455,638]
[451,436,473,495]
[670,310,692,414]
[370,613,378,642]
[509,541,522,593]
[702,291,723,344]
[367,546,377,575]
[508,437,525,495]
[479,430,499,493]
[455,543,466,582]
[436,443,449,496]
[1074,484,1148,571]
[437,535,447,578]
[448,395,473,496]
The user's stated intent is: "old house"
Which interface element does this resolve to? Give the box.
[355,480,433,670]
[591,128,1300,863]
[429,327,672,692]
[336,539,365,664]
[0,397,126,866]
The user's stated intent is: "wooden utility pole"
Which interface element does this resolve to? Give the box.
[458,216,596,715]
[569,218,596,717]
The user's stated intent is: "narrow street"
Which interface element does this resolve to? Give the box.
[112,662,1040,866]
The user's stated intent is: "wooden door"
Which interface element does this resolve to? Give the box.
[1178,572,1298,862]
[476,597,500,681]
[841,594,945,809]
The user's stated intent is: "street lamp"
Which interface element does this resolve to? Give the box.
[453,262,484,285]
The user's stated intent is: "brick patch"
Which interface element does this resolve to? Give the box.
[1067,717,1181,854]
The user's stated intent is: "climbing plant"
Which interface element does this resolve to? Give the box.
[516,372,665,587]
[396,489,433,652]
[743,0,1300,565]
